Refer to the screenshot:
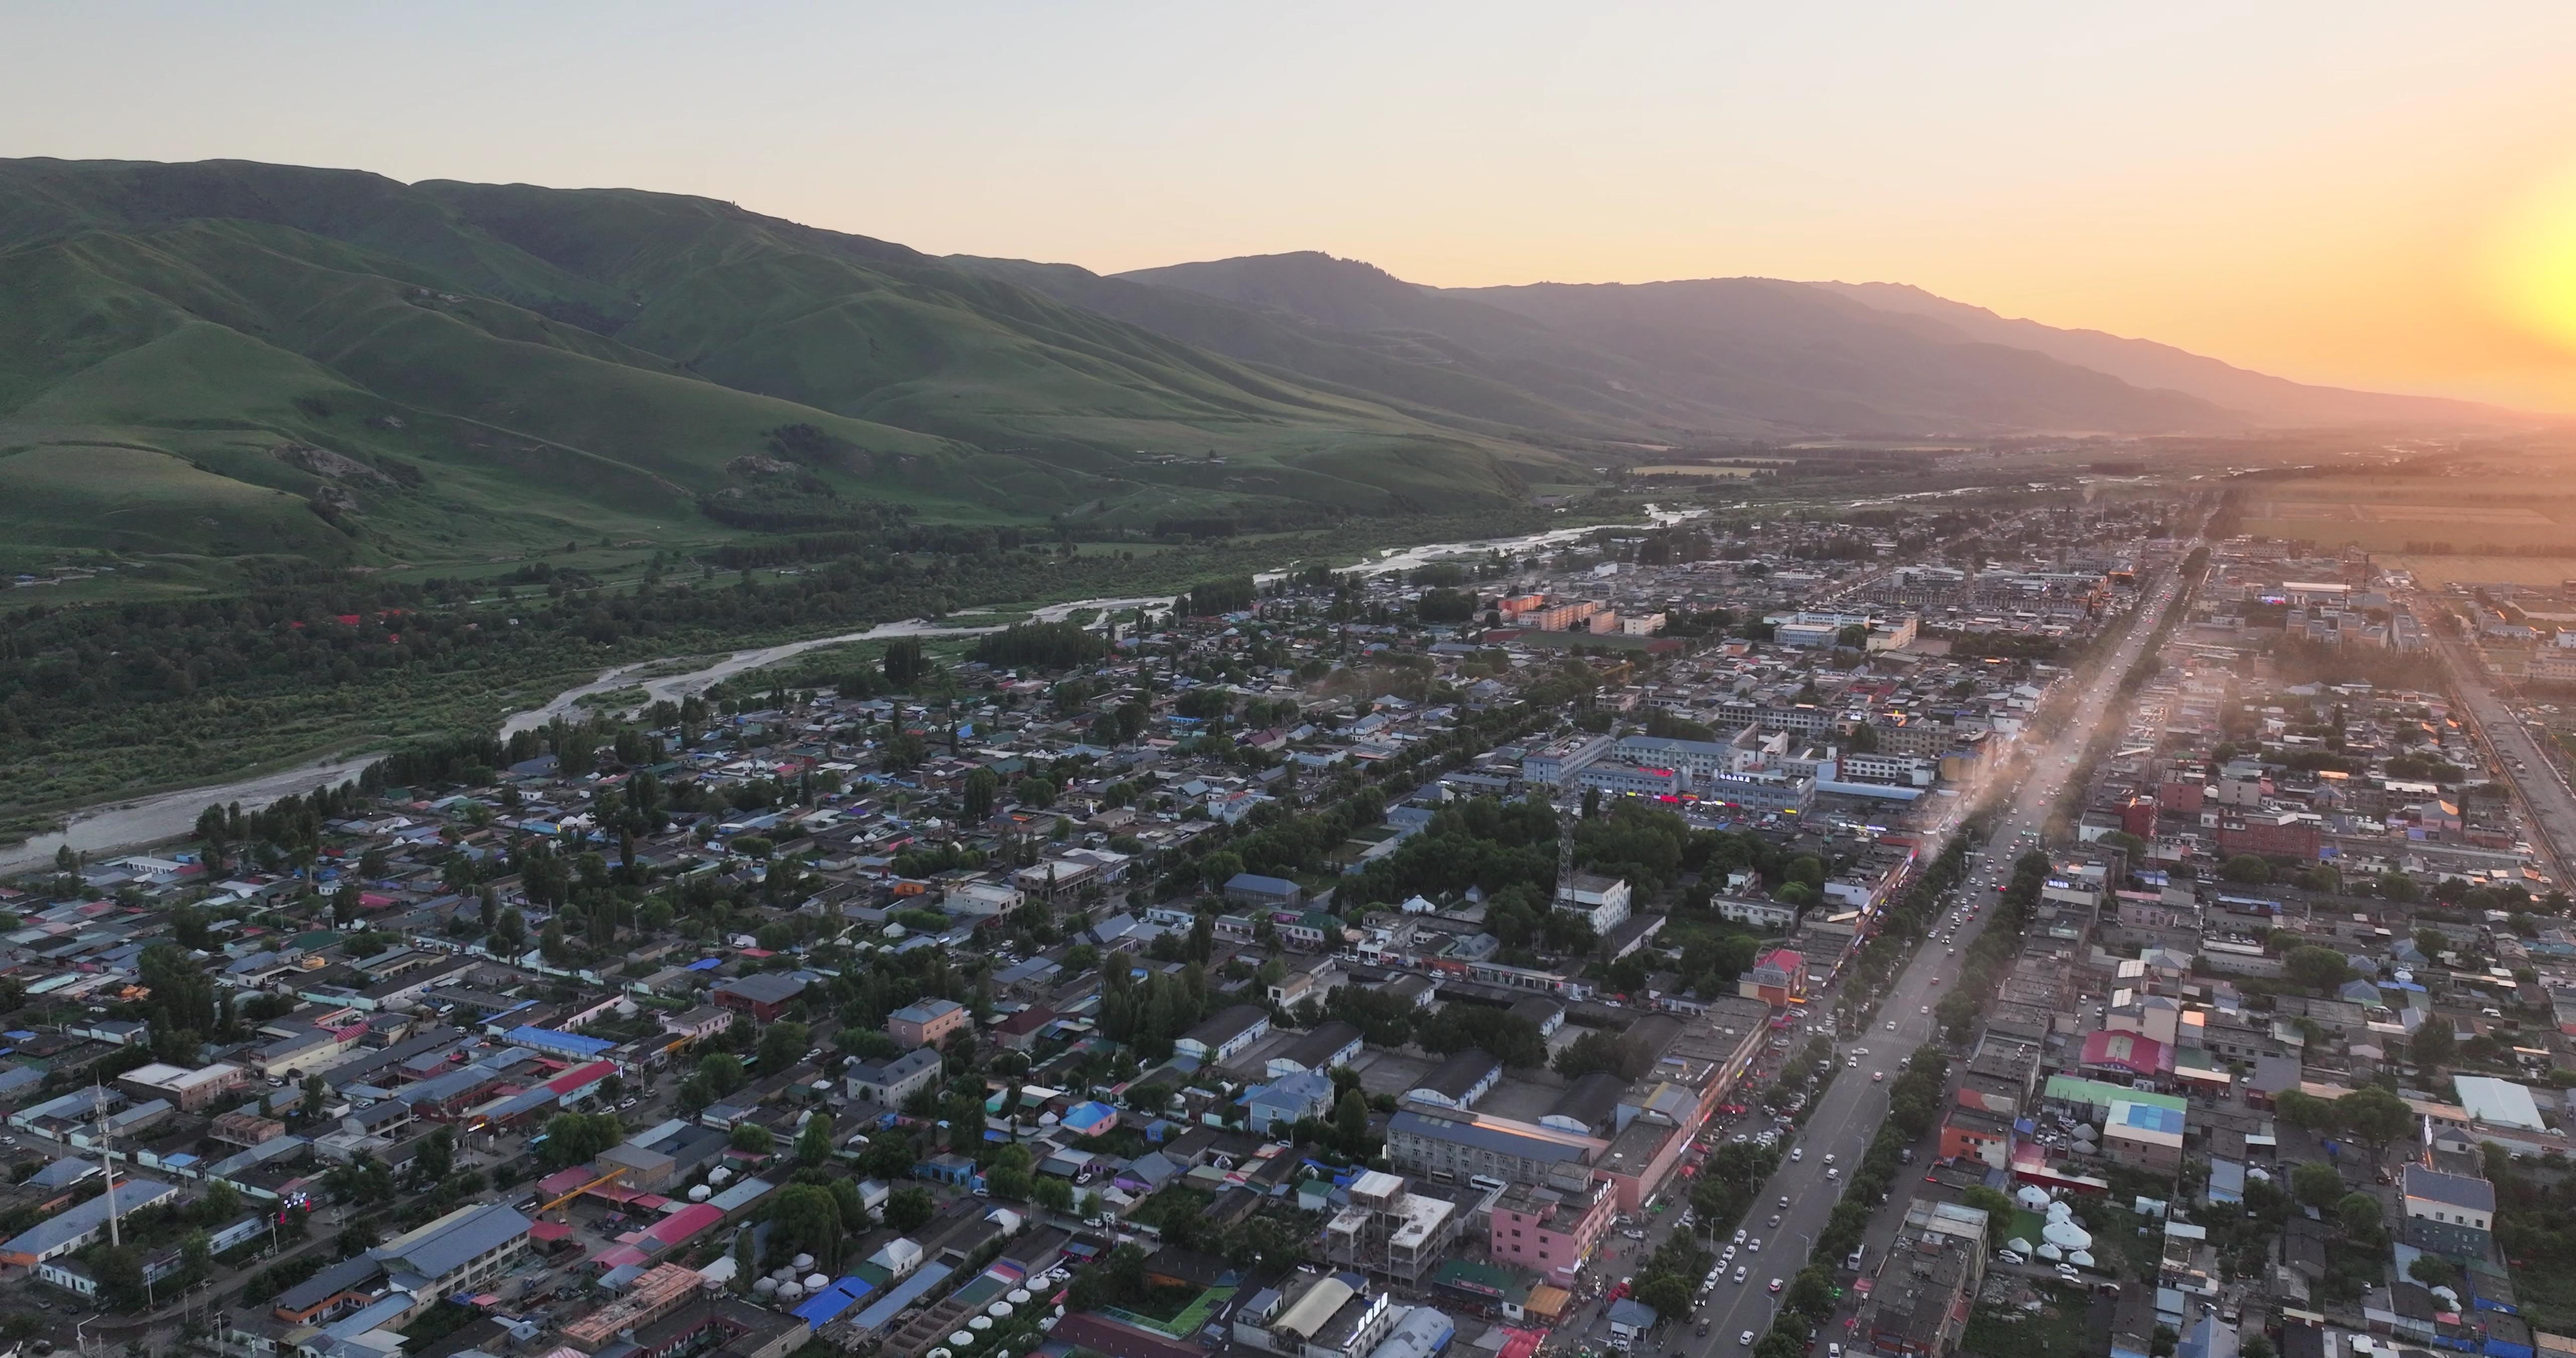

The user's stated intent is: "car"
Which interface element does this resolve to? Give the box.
[1738,1332,1755,1348]
[1822,1153,1835,1165]
[1766,1278,1784,1294]
[1886,1020,1898,1031]
[1747,1237,1761,1252]
[1722,1245,1737,1262]
[1767,1213,1782,1227]
[1621,1228,1646,1240]
[1846,1056,1859,1068]
[1920,1005,1930,1014]
[2056,1263,2083,1281]
[1734,1229,1748,1245]
[1872,1070,1885,1082]
[1733,1266,1749,1283]
[1696,1322,1710,1337]
[1790,1147,1803,1161]
[1826,1167,1840,1179]
[1779,1195,1790,1208]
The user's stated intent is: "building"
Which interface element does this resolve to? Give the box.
[1405,1050,1503,1111]
[1267,1023,1365,1079]
[1386,1107,1602,1192]
[2400,1164,2495,1257]
[711,973,807,1023]
[1553,874,1633,934]
[1702,768,1815,816]
[1488,1178,1615,1287]
[1520,734,1612,787]
[847,1049,945,1108]
[0,1174,180,1266]
[1571,761,1682,799]
[1225,874,1305,911]
[2100,1099,2187,1172]
[1737,949,1805,1007]
[1320,1171,1474,1286]
[117,1061,247,1112]
[888,998,970,1050]
[1853,1199,1989,1358]
[1177,1004,1273,1064]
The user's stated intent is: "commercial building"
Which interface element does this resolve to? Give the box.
[1386,1107,1602,1192]
[1267,1022,1365,1079]
[2400,1164,2496,1257]
[117,1061,247,1112]
[1405,1050,1502,1111]
[1853,1199,1989,1358]
[1488,1177,1615,1287]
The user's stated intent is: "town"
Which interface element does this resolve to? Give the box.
[7,491,2576,1358]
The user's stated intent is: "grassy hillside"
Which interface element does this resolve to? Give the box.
[0,158,1570,583]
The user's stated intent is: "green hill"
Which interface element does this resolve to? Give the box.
[0,158,1567,579]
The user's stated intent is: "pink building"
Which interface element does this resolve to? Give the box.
[1489,1177,1616,1287]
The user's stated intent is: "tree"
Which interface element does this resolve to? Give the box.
[730,1123,776,1155]
[2337,1191,2384,1243]
[300,1073,328,1120]
[767,1183,845,1270]
[1633,1275,1693,1325]
[2221,855,2273,884]
[884,1185,936,1232]
[415,1126,455,1183]
[538,1111,626,1168]
[1783,1266,1836,1321]
[2408,1254,2460,1288]
[757,1022,812,1075]
[699,1053,747,1096]
[2284,945,2352,992]
[2336,1084,2413,1154]
[2272,1089,2336,1131]
[796,1116,836,1165]
[2409,1019,2456,1076]
[2290,1160,2344,1209]
[1333,1089,1373,1156]
[1960,1185,2017,1221]
[491,905,526,952]
[961,768,1000,822]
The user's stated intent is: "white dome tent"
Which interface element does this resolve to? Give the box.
[2043,1220,2092,1251]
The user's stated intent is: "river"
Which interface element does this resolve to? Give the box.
[0,509,1693,874]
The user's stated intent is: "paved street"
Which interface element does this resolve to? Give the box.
[2423,613,2576,886]
[1649,557,2197,1356]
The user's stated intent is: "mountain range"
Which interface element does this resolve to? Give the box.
[0,157,2517,574]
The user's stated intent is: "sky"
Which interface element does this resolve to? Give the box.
[15,1,2576,411]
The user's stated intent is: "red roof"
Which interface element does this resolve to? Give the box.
[545,1060,618,1095]
[2079,1029,2173,1076]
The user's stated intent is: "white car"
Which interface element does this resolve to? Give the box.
[1886,1020,1897,1031]
[1734,1229,1748,1245]
[1739,1332,1755,1348]
[1733,1266,1749,1284]
[1790,1147,1803,1161]
[1747,1237,1761,1253]
[1822,1153,1835,1165]
[1826,1167,1840,1179]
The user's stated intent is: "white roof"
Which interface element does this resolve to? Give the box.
[2454,1075,2547,1131]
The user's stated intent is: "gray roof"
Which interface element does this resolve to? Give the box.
[1182,1004,1269,1049]
[1412,1048,1501,1101]
[1271,1022,1363,1072]
[373,1201,531,1280]
[851,1048,942,1086]
[276,1253,385,1311]
[0,1175,177,1257]
[2401,1164,2495,1213]
[715,972,807,1004]
[1390,1110,1591,1165]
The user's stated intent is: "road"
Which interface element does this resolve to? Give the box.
[1662,558,2198,1356]
[2422,612,2576,889]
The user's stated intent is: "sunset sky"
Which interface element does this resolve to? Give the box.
[18,1,2576,410]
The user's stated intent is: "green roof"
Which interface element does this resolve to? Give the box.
[1431,1257,1530,1303]
[2044,1074,2187,1114]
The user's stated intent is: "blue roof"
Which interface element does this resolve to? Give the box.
[688,957,724,971]
[792,1275,876,1325]
[1227,872,1299,896]
[849,1261,954,1331]
[2116,1102,2186,1136]
[504,1025,617,1057]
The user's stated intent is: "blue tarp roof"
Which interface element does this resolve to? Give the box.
[793,1275,875,1326]
[849,1261,953,1332]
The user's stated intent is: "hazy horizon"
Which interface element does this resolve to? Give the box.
[17,1,2576,411]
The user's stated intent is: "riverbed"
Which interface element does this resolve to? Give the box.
[0,510,1691,873]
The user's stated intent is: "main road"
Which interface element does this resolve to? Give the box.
[1661,553,2199,1356]
[2418,602,2576,890]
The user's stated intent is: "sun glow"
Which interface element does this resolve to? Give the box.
[2483,159,2576,354]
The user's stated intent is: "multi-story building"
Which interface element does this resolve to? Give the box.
[1521,734,1612,787]
[1488,1177,1616,1287]
[846,1049,944,1108]
[2400,1164,2495,1257]
[1386,1106,1602,1192]
[1572,760,1683,798]
[1553,874,1633,933]
[1853,1200,1989,1358]
[887,998,970,1049]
